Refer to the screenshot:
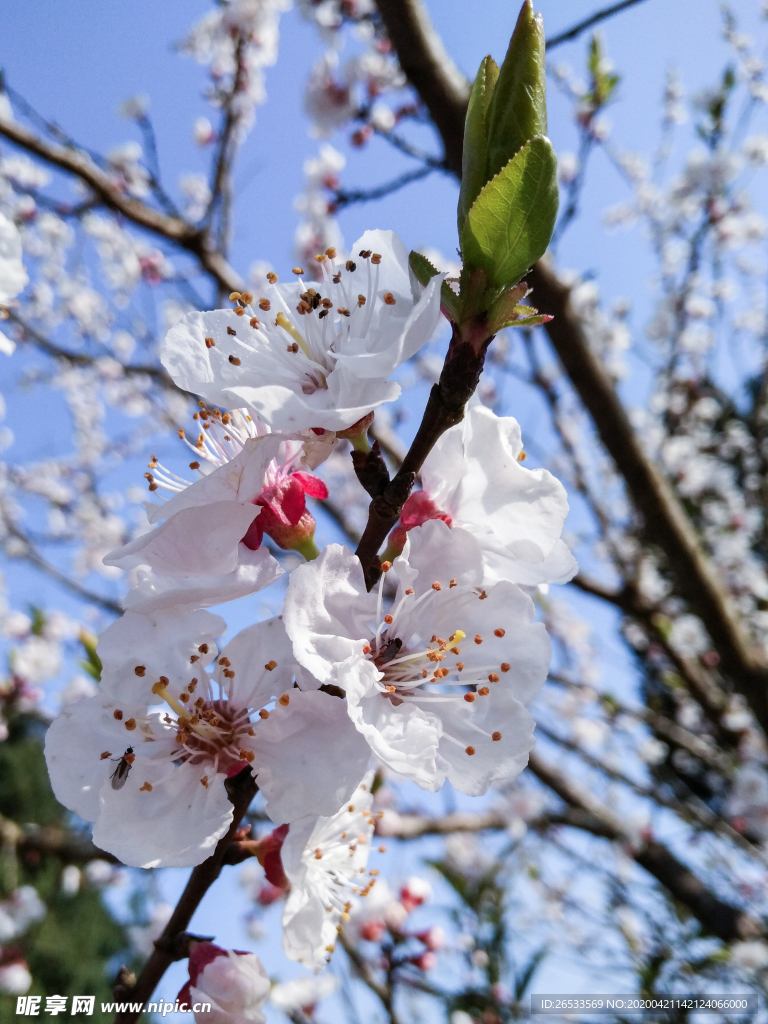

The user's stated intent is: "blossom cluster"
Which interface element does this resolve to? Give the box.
[32,227,574,972]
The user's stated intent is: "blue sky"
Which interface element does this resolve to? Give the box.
[2,0,767,1019]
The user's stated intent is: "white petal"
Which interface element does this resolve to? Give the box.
[105,502,261,576]
[282,884,337,972]
[122,547,282,612]
[161,310,235,409]
[93,762,233,868]
[253,690,371,824]
[394,520,484,594]
[146,436,282,524]
[283,543,376,683]
[342,676,441,787]
[192,951,269,1024]
[215,616,317,710]
[0,213,28,304]
[44,696,147,822]
[224,374,399,433]
[436,689,537,796]
[97,607,224,703]
[281,772,375,971]
[351,229,412,295]
[422,406,577,586]
[415,579,550,706]
[481,537,578,586]
[335,272,443,379]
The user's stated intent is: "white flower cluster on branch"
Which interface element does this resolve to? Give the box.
[34,224,573,973]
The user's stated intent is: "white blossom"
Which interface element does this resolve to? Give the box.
[0,211,28,304]
[0,886,45,942]
[45,614,370,866]
[727,761,768,840]
[161,230,444,432]
[388,406,577,586]
[284,520,550,792]
[107,410,332,599]
[180,942,270,1024]
[281,772,376,970]
[180,0,290,141]
[731,940,768,970]
[12,636,62,683]
[305,52,356,136]
[0,959,32,995]
[270,973,339,1013]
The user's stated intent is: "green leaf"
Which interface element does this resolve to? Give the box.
[505,312,551,329]
[586,34,620,109]
[460,135,558,291]
[457,55,498,235]
[409,249,439,288]
[408,250,459,322]
[486,282,528,334]
[486,0,547,180]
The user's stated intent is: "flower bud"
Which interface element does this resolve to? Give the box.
[360,918,387,942]
[399,876,432,913]
[409,950,437,972]
[178,942,270,1023]
[415,925,446,951]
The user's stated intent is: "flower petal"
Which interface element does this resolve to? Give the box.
[253,690,371,824]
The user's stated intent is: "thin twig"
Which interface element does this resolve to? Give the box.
[528,750,763,942]
[339,931,402,1024]
[546,0,652,50]
[333,165,435,211]
[5,309,178,387]
[114,769,258,1024]
[547,671,732,776]
[2,518,122,615]
[0,117,244,295]
[0,811,120,865]
[355,320,492,585]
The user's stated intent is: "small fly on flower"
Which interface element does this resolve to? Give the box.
[111,747,135,790]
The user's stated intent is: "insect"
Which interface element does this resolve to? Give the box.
[110,747,135,790]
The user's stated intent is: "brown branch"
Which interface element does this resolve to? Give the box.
[4,309,177,387]
[0,812,119,865]
[114,768,258,1024]
[377,807,509,839]
[527,266,767,707]
[548,672,733,777]
[527,750,762,943]
[376,773,764,942]
[208,35,249,283]
[534,722,761,865]
[373,0,768,730]
[570,573,729,723]
[373,0,469,177]
[0,117,244,294]
[1,517,123,616]
[355,321,491,585]
[339,931,402,1024]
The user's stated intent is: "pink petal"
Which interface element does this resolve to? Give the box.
[292,471,329,499]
